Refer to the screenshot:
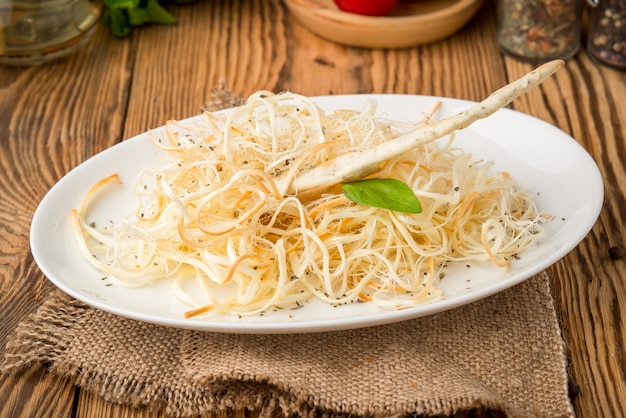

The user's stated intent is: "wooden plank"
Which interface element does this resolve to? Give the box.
[0,365,76,418]
[280,0,507,99]
[503,55,626,417]
[77,389,253,417]
[0,23,135,418]
[120,0,289,139]
[1,0,624,416]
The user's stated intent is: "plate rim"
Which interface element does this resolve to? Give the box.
[30,93,604,334]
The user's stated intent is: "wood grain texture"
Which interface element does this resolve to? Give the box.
[0,22,134,418]
[0,25,132,335]
[0,0,624,417]
[504,55,626,418]
[122,0,289,138]
[77,391,248,418]
[514,54,626,418]
[504,52,626,416]
[0,365,76,418]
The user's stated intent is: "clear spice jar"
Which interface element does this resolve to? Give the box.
[496,0,582,63]
[586,0,626,70]
[0,0,102,66]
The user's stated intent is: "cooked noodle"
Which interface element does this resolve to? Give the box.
[70,91,545,317]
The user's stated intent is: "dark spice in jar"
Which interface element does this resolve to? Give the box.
[496,0,582,62]
[587,0,626,70]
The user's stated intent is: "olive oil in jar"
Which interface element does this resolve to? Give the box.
[0,0,102,65]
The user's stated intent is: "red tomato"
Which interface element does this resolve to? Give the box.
[333,0,398,16]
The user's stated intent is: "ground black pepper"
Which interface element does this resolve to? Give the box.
[587,0,626,70]
[608,244,625,260]
[496,0,582,62]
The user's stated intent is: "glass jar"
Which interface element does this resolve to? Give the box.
[0,0,102,66]
[586,0,626,70]
[496,0,582,63]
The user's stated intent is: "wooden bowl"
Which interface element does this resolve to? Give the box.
[283,0,483,49]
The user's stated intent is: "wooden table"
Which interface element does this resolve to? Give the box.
[1,1,624,416]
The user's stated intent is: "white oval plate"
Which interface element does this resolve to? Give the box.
[30,95,603,334]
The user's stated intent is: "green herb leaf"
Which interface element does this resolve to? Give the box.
[103,6,132,37]
[342,178,422,214]
[145,0,177,24]
[103,0,177,36]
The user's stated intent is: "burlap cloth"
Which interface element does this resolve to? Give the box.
[2,86,575,418]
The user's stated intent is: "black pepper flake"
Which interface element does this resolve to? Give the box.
[314,56,335,67]
[568,379,581,399]
[608,245,625,261]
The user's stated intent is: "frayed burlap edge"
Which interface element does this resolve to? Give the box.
[0,290,299,418]
[181,273,574,418]
[202,79,246,112]
[1,274,574,418]
[0,290,354,418]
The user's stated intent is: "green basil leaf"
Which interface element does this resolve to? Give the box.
[127,7,151,26]
[342,178,422,214]
[103,0,176,36]
[105,0,139,8]
[145,0,177,24]
[104,7,132,37]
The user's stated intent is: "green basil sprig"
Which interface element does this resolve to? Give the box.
[342,178,422,214]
